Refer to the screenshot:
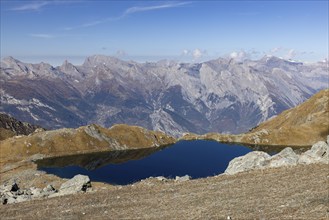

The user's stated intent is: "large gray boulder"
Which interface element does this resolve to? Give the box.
[298,141,329,164]
[264,147,299,168]
[225,151,270,175]
[58,175,91,196]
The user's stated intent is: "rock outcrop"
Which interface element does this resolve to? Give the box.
[263,147,299,168]
[0,183,57,204]
[0,113,43,141]
[225,137,329,175]
[0,124,175,163]
[1,175,92,204]
[225,152,271,175]
[298,141,329,164]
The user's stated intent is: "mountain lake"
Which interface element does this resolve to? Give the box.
[37,140,253,185]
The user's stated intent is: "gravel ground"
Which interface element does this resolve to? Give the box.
[1,163,328,220]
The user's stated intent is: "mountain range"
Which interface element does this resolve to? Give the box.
[1,55,328,136]
[184,89,329,147]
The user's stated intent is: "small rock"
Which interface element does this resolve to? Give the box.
[41,185,57,197]
[175,175,191,182]
[10,183,19,192]
[155,176,167,181]
[15,195,29,203]
[43,184,56,192]
[6,197,16,204]
[1,194,8,205]
[30,187,42,198]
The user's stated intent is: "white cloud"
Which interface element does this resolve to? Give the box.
[116,50,127,57]
[181,48,207,61]
[11,2,49,11]
[124,2,191,15]
[193,49,203,59]
[29,33,55,39]
[182,49,190,56]
[229,50,250,61]
[284,49,297,59]
[10,1,79,12]
[65,2,191,30]
[270,47,282,53]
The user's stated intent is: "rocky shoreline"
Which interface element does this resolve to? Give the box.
[225,136,329,175]
[1,174,92,205]
[2,136,328,206]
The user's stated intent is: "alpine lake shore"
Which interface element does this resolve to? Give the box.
[1,89,329,219]
[0,128,328,219]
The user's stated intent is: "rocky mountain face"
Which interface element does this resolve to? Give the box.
[184,89,329,146]
[1,55,328,137]
[0,113,42,141]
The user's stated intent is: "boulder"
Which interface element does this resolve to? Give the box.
[175,175,191,182]
[155,176,167,181]
[225,151,270,175]
[15,195,30,203]
[30,187,42,198]
[6,197,16,204]
[298,141,329,164]
[264,147,299,168]
[58,175,91,196]
[1,195,8,204]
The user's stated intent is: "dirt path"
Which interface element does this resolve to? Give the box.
[1,163,328,219]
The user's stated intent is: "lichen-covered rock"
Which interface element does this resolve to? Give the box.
[264,147,299,168]
[298,141,329,164]
[225,151,270,175]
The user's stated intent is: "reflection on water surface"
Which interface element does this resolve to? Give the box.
[37,140,254,185]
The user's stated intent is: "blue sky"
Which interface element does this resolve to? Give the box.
[1,1,328,65]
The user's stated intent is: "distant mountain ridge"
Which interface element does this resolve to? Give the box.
[0,55,328,136]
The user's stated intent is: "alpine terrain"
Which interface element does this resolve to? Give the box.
[1,55,328,136]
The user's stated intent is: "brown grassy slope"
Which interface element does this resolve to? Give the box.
[183,89,329,147]
[241,88,329,146]
[0,128,15,141]
[1,163,328,219]
[0,124,175,163]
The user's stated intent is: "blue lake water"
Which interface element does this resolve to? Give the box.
[37,140,252,185]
